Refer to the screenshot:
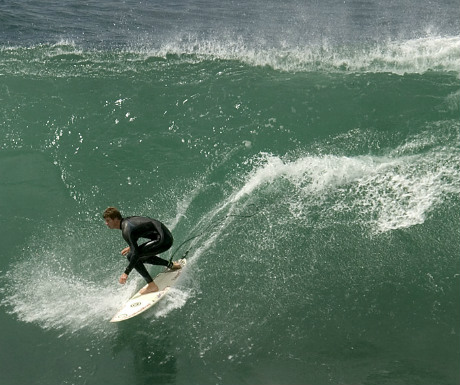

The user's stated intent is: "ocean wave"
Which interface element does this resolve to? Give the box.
[1,35,459,76]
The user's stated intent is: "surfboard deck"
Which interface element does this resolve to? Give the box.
[110,258,186,323]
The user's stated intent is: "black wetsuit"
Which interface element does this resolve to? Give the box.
[120,216,174,283]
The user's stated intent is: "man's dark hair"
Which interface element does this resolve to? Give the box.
[103,207,122,220]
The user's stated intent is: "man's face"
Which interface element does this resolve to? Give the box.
[105,216,119,229]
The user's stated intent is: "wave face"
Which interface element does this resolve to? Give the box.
[1,1,459,385]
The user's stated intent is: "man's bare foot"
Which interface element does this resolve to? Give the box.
[170,261,182,270]
[139,282,159,295]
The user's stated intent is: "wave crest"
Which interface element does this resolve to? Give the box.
[1,35,459,75]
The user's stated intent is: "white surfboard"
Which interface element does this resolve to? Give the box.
[110,258,186,322]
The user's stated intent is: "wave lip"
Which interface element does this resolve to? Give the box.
[139,34,460,74]
[1,35,459,76]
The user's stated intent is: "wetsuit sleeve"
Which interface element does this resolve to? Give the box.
[122,222,142,276]
[124,241,139,276]
[153,219,165,242]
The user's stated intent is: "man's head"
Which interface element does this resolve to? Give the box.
[103,207,122,229]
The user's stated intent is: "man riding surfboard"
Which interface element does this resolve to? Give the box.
[103,207,181,295]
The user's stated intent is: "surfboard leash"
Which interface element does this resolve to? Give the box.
[168,203,260,264]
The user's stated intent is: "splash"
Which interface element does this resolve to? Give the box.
[147,34,460,74]
[230,124,460,233]
[151,287,192,319]
[0,224,191,335]
[1,35,459,77]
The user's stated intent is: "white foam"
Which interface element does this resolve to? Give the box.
[229,125,459,233]
[0,224,144,335]
[138,34,460,74]
[0,220,197,335]
[151,287,191,318]
[2,35,459,76]
[2,266,130,334]
[2,253,193,334]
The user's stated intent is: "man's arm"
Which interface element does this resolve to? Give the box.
[120,220,142,280]
[123,235,140,277]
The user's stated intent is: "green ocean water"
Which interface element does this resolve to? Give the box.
[1,3,460,384]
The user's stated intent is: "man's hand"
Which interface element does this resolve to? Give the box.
[119,273,128,284]
[121,247,130,256]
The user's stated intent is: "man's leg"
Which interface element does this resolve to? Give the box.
[124,253,160,294]
[138,236,181,270]
[135,258,181,294]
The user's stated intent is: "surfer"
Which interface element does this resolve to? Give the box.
[103,207,181,295]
